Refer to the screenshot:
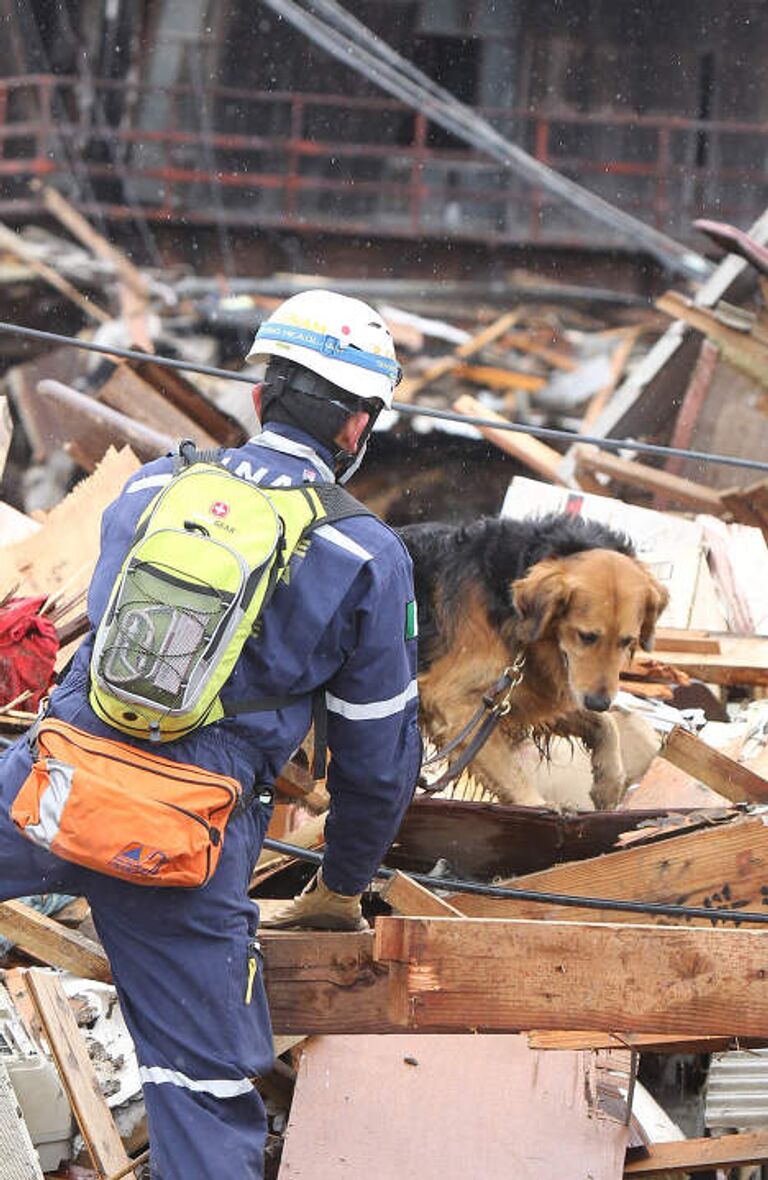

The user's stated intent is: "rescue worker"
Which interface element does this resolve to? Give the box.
[0,291,422,1179]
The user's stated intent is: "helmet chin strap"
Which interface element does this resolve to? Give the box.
[337,439,368,484]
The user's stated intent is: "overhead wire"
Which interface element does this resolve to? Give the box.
[1,318,767,475]
[261,837,768,926]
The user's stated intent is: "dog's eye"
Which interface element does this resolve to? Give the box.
[619,636,634,649]
[577,630,600,646]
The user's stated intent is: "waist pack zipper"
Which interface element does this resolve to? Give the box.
[36,722,240,808]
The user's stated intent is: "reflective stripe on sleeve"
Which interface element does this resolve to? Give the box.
[139,1065,253,1099]
[314,523,372,561]
[126,474,173,494]
[326,679,418,721]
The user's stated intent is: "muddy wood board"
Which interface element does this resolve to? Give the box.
[278,1035,629,1180]
[446,814,768,925]
[389,796,704,879]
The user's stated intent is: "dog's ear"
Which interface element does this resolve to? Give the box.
[511,559,571,642]
[639,569,670,652]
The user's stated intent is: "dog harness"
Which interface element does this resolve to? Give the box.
[419,650,526,792]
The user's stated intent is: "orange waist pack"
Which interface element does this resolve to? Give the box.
[11,718,242,887]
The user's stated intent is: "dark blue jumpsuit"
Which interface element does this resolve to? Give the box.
[0,423,422,1178]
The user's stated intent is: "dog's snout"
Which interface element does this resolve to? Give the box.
[584,692,612,712]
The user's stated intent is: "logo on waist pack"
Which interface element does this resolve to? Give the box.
[111,843,169,877]
[210,501,230,518]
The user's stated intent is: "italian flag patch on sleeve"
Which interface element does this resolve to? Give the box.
[405,599,418,641]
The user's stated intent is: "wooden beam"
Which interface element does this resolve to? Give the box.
[453,363,546,393]
[572,444,727,515]
[453,394,566,484]
[262,919,768,1037]
[381,870,465,917]
[397,310,521,402]
[0,900,111,981]
[27,970,133,1178]
[624,1129,768,1176]
[39,184,150,301]
[374,917,768,1036]
[657,290,768,391]
[262,930,394,1035]
[446,815,768,926]
[661,725,768,803]
[0,222,111,323]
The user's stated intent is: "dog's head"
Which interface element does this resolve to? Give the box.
[511,549,669,711]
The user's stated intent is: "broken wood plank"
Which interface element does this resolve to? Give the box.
[624,1129,768,1175]
[661,725,768,803]
[580,326,645,432]
[657,290,768,391]
[373,917,768,1036]
[529,1029,768,1053]
[632,633,768,686]
[572,444,727,515]
[0,445,140,603]
[659,338,721,496]
[0,222,111,323]
[27,969,132,1178]
[36,378,175,468]
[502,330,577,370]
[391,796,697,881]
[453,394,566,484]
[0,900,111,981]
[397,310,521,402]
[381,870,465,917]
[453,363,546,393]
[653,628,722,654]
[40,184,149,302]
[446,814,768,925]
[96,366,219,449]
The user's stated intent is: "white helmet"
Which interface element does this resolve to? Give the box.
[245,289,400,408]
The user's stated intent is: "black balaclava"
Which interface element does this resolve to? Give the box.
[260,357,382,482]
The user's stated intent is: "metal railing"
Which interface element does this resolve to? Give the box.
[0,74,766,249]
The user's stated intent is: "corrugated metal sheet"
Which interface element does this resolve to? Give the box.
[705,1049,768,1129]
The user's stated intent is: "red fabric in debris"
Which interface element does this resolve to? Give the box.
[0,596,59,709]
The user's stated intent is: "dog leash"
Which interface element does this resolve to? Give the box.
[419,651,526,793]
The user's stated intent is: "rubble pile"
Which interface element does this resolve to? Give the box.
[6,196,768,1177]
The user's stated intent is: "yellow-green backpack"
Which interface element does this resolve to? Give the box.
[89,444,368,742]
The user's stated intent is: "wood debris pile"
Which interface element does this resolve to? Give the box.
[6,197,768,1177]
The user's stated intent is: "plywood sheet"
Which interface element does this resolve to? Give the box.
[278,1035,629,1180]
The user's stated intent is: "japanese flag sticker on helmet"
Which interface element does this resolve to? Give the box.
[246,289,401,408]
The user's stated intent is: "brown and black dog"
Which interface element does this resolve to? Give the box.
[398,513,669,809]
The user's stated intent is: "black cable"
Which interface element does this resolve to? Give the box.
[261,836,768,926]
[2,318,768,475]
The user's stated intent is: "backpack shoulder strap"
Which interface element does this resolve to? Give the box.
[311,483,371,526]
[173,439,226,474]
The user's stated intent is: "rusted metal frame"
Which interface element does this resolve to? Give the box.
[529,117,548,242]
[653,125,671,232]
[9,74,768,137]
[285,94,304,220]
[409,112,427,236]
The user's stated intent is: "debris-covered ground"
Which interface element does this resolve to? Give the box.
[5,195,768,1179]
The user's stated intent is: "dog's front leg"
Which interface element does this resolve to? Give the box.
[555,710,626,810]
[469,726,551,808]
